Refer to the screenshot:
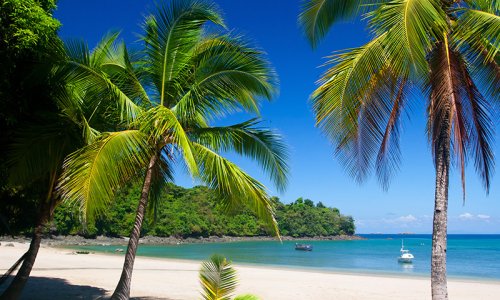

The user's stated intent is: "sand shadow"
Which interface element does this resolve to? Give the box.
[131,298,175,300]
[0,276,178,299]
[0,276,108,299]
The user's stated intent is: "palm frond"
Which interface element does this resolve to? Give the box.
[146,149,175,223]
[89,32,121,68]
[58,130,152,220]
[173,35,278,121]
[299,0,380,47]
[141,0,224,106]
[427,37,495,198]
[313,33,387,124]
[457,51,495,193]
[428,39,468,198]
[8,119,80,185]
[313,34,388,182]
[233,295,260,300]
[192,119,289,192]
[375,76,408,189]
[199,254,237,300]
[368,0,447,79]
[313,31,412,185]
[137,106,198,176]
[468,50,500,102]
[56,38,143,122]
[464,0,500,14]
[193,143,279,237]
[100,42,151,108]
[454,7,500,64]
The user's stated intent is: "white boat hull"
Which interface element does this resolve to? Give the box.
[398,257,413,263]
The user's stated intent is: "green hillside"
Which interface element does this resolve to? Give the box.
[52,183,354,238]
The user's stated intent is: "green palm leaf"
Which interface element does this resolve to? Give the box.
[199,254,238,300]
[192,119,289,192]
[58,37,143,122]
[299,0,379,47]
[58,130,152,219]
[368,0,447,78]
[146,150,175,223]
[313,33,387,126]
[142,0,224,106]
[454,8,500,63]
[193,143,279,237]
[173,35,278,121]
[100,42,151,108]
[233,295,260,300]
[8,119,81,185]
[137,106,198,176]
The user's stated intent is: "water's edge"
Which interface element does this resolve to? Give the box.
[62,234,500,283]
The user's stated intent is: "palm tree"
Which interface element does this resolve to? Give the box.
[58,1,288,299]
[0,34,140,299]
[299,1,498,299]
[199,254,260,300]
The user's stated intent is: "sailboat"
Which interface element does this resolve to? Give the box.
[398,240,414,263]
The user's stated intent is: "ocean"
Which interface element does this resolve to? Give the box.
[73,234,500,280]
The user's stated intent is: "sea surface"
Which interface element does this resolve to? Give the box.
[73,234,500,280]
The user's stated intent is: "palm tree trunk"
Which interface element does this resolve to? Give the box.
[0,171,58,300]
[111,153,158,300]
[0,222,43,300]
[431,137,450,300]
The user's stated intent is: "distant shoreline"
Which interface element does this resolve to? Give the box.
[0,234,365,246]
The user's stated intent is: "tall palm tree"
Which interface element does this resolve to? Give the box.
[299,1,498,299]
[59,1,288,299]
[0,34,140,299]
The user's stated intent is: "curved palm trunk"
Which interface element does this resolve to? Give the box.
[431,136,450,300]
[0,173,57,300]
[111,153,158,300]
[0,222,43,300]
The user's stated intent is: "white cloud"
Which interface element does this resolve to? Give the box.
[382,214,419,224]
[458,213,491,222]
[396,215,418,223]
[459,213,475,220]
[477,214,490,220]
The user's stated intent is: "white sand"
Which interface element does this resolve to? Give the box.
[1,242,499,299]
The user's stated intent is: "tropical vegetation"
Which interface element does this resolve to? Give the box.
[50,183,355,238]
[55,1,289,299]
[0,29,141,300]
[0,1,74,298]
[299,1,499,299]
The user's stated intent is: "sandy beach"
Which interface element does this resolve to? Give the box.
[1,242,499,299]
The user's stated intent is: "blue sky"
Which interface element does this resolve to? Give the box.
[55,0,500,234]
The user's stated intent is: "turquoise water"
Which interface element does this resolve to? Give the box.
[73,234,500,280]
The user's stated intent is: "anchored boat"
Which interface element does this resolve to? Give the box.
[295,243,313,251]
[398,240,414,263]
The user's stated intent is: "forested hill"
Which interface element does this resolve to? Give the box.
[53,183,355,238]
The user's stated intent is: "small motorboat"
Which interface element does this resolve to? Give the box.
[398,240,414,263]
[295,243,313,251]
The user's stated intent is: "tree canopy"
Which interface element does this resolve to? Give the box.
[50,182,355,238]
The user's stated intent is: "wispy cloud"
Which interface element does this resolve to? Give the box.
[458,213,491,222]
[477,214,491,220]
[357,213,497,233]
[395,215,418,223]
[459,213,475,220]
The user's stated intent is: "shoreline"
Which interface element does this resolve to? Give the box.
[1,242,499,299]
[6,235,500,283]
[61,244,500,284]
[0,234,364,246]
